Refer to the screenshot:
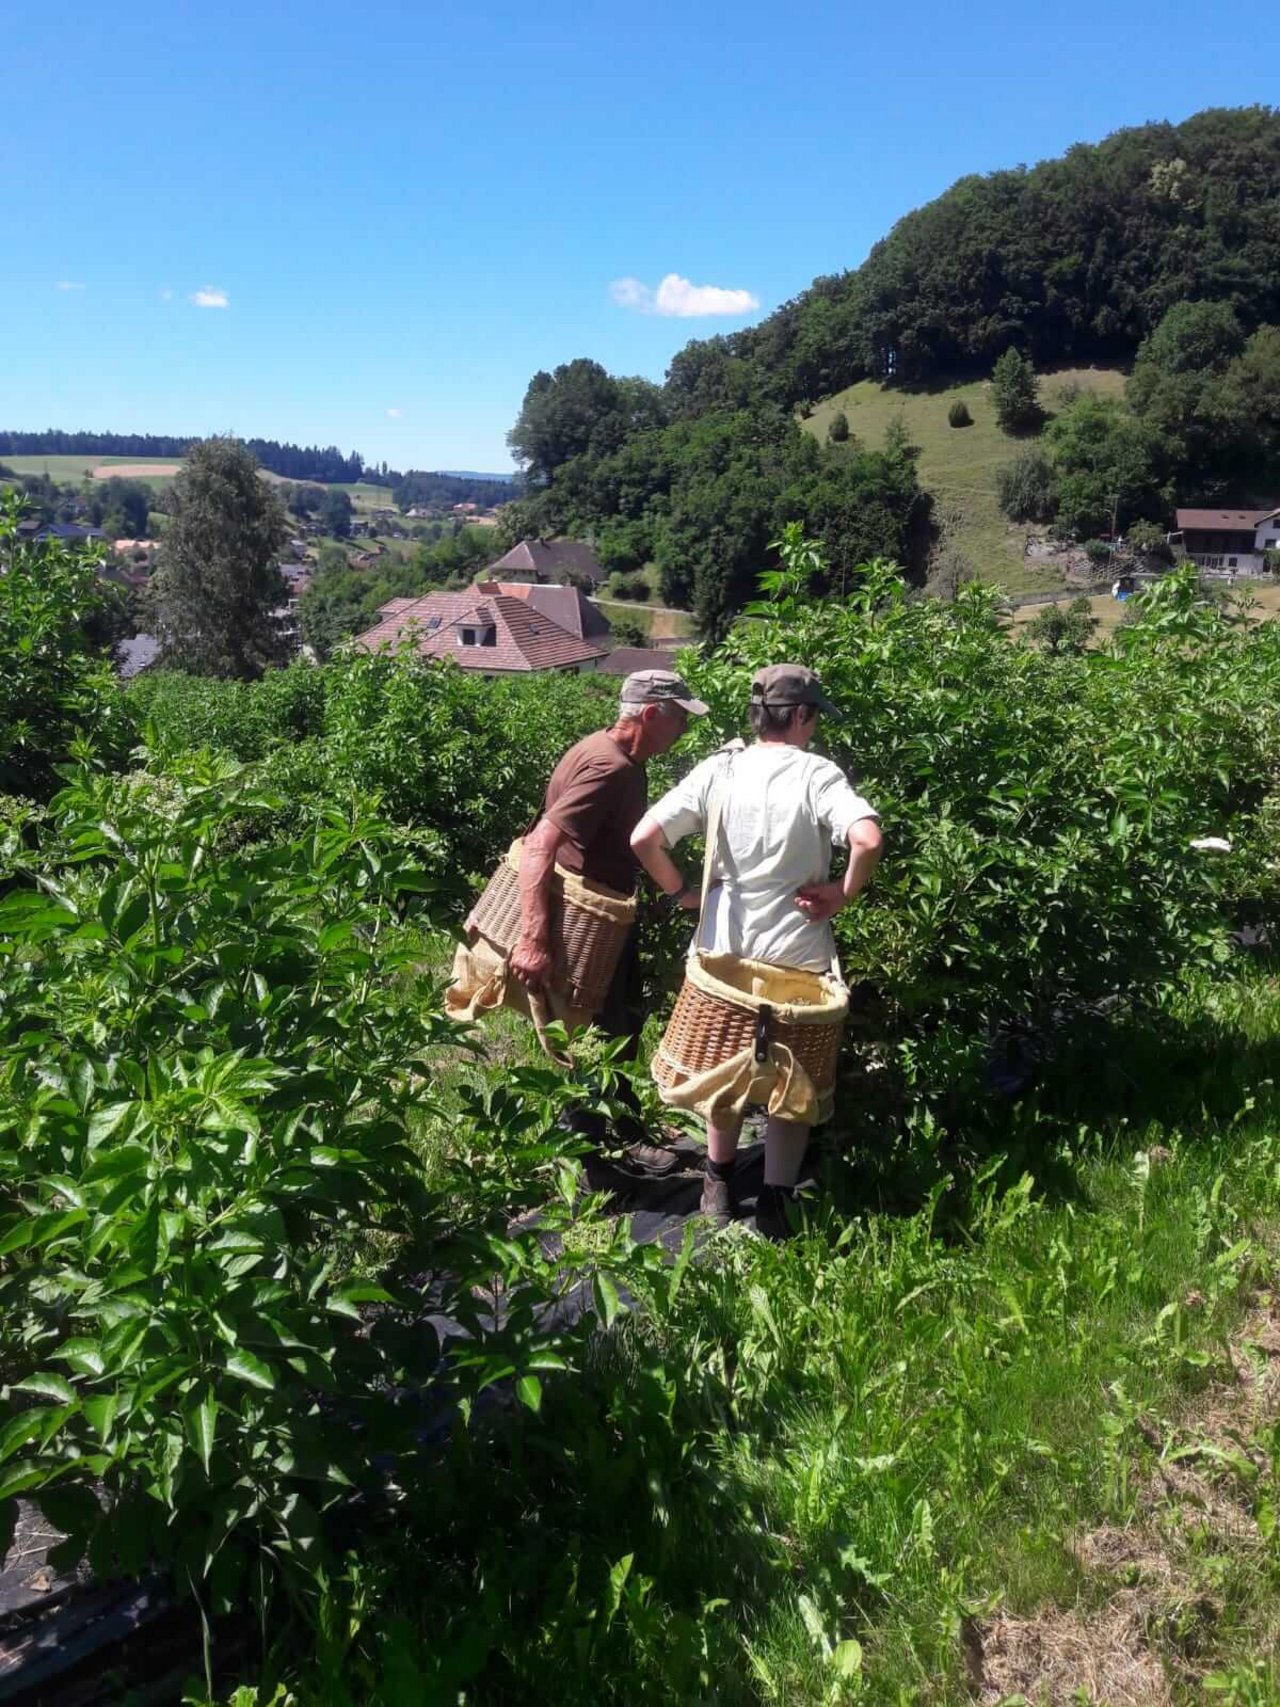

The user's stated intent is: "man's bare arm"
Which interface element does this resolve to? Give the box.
[510,818,569,989]
[631,814,700,908]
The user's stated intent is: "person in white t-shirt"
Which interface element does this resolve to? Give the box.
[631,663,882,1236]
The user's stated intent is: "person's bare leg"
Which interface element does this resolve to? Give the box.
[758,1116,811,1239]
[762,1116,808,1187]
[701,1114,743,1225]
[707,1115,742,1166]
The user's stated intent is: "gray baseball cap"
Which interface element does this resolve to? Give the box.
[620,669,709,716]
[750,662,842,718]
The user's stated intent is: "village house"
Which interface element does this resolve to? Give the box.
[1174,506,1280,575]
[481,579,611,645]
[486,537,605,589]
[353,581,610,676]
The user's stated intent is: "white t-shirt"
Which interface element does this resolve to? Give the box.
[648,742,879,972]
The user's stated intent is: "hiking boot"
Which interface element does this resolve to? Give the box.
[755,1183,799,1242]
[699,1169,735,1229]
[620,1139,680,1177]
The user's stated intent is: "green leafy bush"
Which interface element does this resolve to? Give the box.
[0,493,128,799]
[321,650,609,890]
[125,662,329,763]
[0,757,639,1618]
[681,530,1280,1134]
[1125,518,1174,565]
[609,572,650,602]
[827,410,850,443]
[1083,537,1113,568]
[1024,595,1099,655]
[996,450,1057,522]
[947,399,973,428]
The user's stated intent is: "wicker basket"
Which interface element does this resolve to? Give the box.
[465,838,636,1015]
[652,950,848,1124]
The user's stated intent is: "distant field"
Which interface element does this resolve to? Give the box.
[329,481,399,516]
[1008,579,1280,643]
[1,454,184,484]
[803,367,1128,595]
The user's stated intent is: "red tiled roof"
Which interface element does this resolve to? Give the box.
[1176,507,1280,531]
[486,537,604,586]
[353,590,607,672]
[482,580,611,641]
[375,596,420,617]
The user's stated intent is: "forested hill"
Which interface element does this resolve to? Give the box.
[667,106,1280,411]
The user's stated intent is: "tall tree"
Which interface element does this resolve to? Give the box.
[507,360,652,486]
[991,349,1043,435]
[151,438,289,678]
[321,487,354,538]
[1044,394,1168,538]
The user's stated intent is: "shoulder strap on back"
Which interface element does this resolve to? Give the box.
[697,742,744,921]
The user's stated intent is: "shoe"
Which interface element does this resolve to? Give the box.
[619,1139,681,1177]
[755,1183,799,1242]
[699,1169,734,1228]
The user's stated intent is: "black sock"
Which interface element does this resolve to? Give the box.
[707,1157,735,1181]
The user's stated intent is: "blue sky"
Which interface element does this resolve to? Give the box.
[5,0,1278,473]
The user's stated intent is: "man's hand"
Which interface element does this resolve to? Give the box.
[510,933,553,990]
[677,886,701,911]
[793,880,846,924]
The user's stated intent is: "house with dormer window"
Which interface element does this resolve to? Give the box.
[353,584,609,676]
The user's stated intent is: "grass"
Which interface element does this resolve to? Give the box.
[328,480,399,516]
[802,367,1128,595]
[232,963,1280,1704]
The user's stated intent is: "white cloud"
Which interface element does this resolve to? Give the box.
[54,280,85,291]
[191,286,229,309]
[609,272,759,318]
[609,277,651,310]
[386,407,402,418]
[159,287,173,302]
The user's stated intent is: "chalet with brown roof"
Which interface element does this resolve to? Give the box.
[486,537,604,588]
[1175,506,1280,574]
[354,588,609,676]
[479,579,611,644]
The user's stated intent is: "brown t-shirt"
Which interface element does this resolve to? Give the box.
[542,730,647,894]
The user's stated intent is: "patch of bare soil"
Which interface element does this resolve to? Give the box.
[968,1292,1280,1703]
[969,1602,1173,1705]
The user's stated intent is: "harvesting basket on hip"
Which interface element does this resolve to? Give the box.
[464,838,635,1013]
[650,765,848,1126]
[446,838,636,1060]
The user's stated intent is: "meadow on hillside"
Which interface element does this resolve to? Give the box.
[803,368,1128,595]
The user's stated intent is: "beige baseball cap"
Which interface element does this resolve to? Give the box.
[750,662,842,718]
[620,669,709,716]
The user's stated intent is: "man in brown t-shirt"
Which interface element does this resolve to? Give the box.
[511,670,707,1174]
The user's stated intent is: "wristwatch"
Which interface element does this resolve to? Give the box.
[666,884,695,906]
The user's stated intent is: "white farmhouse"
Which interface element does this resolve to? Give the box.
[1175,506,1280,575]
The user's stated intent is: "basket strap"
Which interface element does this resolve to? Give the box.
[697,752,736,924]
